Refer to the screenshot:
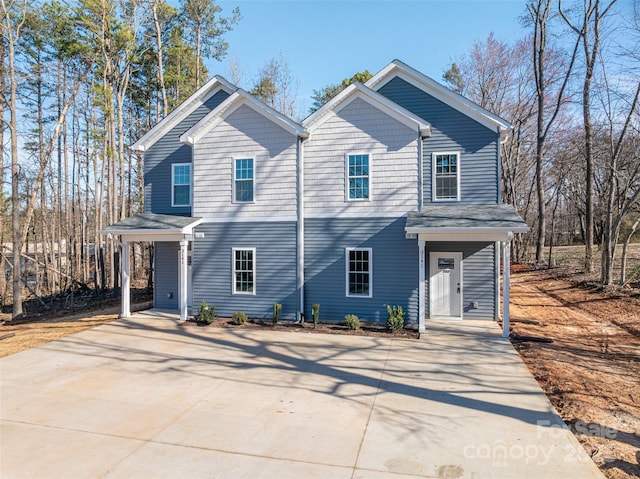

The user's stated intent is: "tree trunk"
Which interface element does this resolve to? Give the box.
[620,216,640,285]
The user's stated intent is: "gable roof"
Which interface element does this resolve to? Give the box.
[302,82,431,137]
[366,59,511,140]
[131,75,237,152]
[180,88,307,146]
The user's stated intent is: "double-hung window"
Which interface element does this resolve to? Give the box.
[172,163,191,207]
[433,152,460,201]
[234,158,254,202]
[346,248,372,297]
[232,248,255,294]
[347,154,370,200]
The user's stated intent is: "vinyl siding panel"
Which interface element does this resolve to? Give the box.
[304,217,419,325]
[192,221,298,319]
[144,90,230,215]
[192,105,298,218]
[377,77,499,205]
[154,242,179,309]
[425,241,496,319]
[305,98,419,216]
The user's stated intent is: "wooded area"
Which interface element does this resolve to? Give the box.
[1,0,638,321]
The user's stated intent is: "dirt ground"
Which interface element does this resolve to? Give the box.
[0,301,152,359]
[509,268,640,479]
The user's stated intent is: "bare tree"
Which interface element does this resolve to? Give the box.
[527,0,578,264]
[559,0,618,273]
[0,0,28,320]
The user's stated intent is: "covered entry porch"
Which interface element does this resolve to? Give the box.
[405,205,529,337]
[103,213,202,321]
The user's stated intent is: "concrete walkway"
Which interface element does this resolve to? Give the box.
[1,312,603,478]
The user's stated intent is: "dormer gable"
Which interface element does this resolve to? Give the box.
[180,88,306,146]
[131,75,237,152]
[366,59,511,141]
[302,82,431,138]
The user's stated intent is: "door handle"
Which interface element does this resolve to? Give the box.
[457,283,460,293]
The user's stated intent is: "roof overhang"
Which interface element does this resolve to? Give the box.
[405,204,529,242]
[366,60,511,142]
[102,213,203,242]
[302,82,431,137]
[131,76,237,152]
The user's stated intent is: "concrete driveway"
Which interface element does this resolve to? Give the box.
[1,312,603,478]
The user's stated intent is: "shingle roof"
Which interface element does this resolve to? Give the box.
[103,213,202,234]
[406,204,529,232]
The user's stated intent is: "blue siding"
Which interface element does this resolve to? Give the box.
[192,221,298,320]
[425,241,496,319]
[154,242,179,309]
[378,77,499,205]
[144,90,230,215]
[304,217,419,325]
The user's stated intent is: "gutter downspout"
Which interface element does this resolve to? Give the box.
[296,132,308,322]
[497,126,502,204]
[417,131,424,210]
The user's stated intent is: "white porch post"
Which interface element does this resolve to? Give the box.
[418,239,426,333]
[502,235,512,338]
[121,239,131,318]
[179,239,188,321]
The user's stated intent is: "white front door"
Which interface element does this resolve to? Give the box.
[429,252,462,319]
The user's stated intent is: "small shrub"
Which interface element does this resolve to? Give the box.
[231,311,248,325]
[344,314,360,330]
[273,303,282,325]
[386,305,405,332]
[197,301,216,325]
[312,303,320,329]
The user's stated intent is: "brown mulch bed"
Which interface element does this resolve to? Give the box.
[185,316,420,339]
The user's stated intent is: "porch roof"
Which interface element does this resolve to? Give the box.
[405,204,529,236]
[103,213,202,240]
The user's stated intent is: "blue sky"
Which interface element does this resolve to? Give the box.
[212,0,528,112]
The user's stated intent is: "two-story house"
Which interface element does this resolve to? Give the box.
[105,60,528,336]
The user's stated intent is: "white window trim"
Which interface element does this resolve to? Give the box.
[171,163,192,207]
[345,247,373,298]
[432,151,461,202]
[345,153,372,202]
[232,247,256,295]
[233,157,256,204]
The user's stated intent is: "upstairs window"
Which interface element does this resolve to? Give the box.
[234,158,254,202]
[172,163,191,207]
[346,248,372,297]
[347,154,370,200]
[433,152,460,201]
[233,248,255,294]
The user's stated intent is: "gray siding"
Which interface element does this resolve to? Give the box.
[192,221,298,320]
[144,90,230,215]
[154,242,179,309]
[425,241,496,319]
[378,77,499,205]
[305,97,419,217]
[304,217,419,325]
[193,104,298,219]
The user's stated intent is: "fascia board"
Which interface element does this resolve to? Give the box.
[405,226,530,236]
[236,89,305,136]
[181,91,304,145]
[181,217,204,233]
[180,92,242,145]
[131,76,236,152]
[366,60,511,134]
[302,83,359,130]
[303,83,431,136]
